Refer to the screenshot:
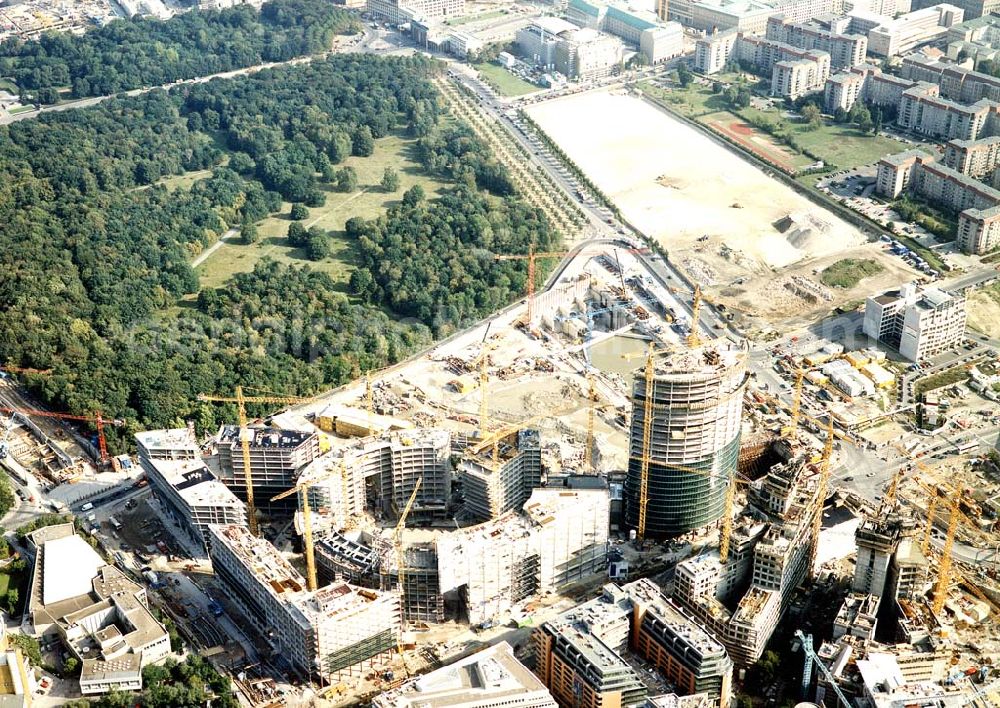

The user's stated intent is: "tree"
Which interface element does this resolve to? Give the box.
[352,125,375,157]
[8,634,39,666]
[676,63,693,88]
[62,657,79,677]
[402,184,425,207]
[380,166,400,193]
[349,267,375,300]
[306,231,331,260]
[239,221,259,245]
[287,222,308,247]
[801,104,822,130]
[712,81,723,94]
[335,166,358,193]
[290,203,309,220]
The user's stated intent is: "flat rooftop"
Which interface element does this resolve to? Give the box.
[134,427,199,453]
[623,579,726,657]
[651,341,748,379]
[148,458,245,509]
[218,426,314,450]
[373,641,553,708]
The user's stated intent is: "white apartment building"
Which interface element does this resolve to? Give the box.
[555,28,625,80]
[863,283,967,361]
[957,203,1000,253]
[208,524,401,680]
[766,15,868,69]
[695,29,739,73]
[772,56,830,99]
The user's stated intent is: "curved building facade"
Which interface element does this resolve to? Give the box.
[624,341,749,538]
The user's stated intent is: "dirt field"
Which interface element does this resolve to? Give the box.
[702,112,802,173]
[968,285,1000,338]
[524,90,917,328]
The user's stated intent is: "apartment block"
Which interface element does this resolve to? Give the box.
[533,581,733,708]
[555,28,625,80]
[695,29,740,73]
[565,0,685,64]
[375,642,558,708]
[208,524,401,680]
[910,157,1000,211]
[215,425,319,513]
[942,134,1000,176]
[671,0,840,35]
[772,56,830,99]
[824,70,865,111]
[897,85,1000,141]
[460,429,541,522]
[765,15,867,69]
[957,203,1000,253]
[874,149,935,198]
[863,282,967,361]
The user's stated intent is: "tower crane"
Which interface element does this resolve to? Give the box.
[585,372,598,474]
[808,419,835,578]
[782,368,807,438]
[493,246,571,325]
[934,488,962,616]
[393,477,422,676]
[0,407,124,465]
[687,285,703,348]
[366,370,374,437]
[198,387,319,536]
[271,461,350,592]
[794,630,851,708]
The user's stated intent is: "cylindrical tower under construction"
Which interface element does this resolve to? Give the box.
[624,341,749,539]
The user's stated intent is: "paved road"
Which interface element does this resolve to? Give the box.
[191,228,238,268]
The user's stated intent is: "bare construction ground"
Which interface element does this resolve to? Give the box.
[524,91,917,329]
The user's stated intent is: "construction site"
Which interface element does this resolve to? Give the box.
[112,228,1000,705]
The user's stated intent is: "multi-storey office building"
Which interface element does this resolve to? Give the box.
[208,524,400,680]
[624,342,748,539]
[460,429,541,523]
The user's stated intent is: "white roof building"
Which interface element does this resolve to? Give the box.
[42,536,105,605]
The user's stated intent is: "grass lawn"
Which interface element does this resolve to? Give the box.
[8,105,35,114]
[158,168,215,193]
[0,571,10,597]
[820,258,885,288]
[915,363,976,397]
[446,9,505,25]
[0,78,17,94]
[473,63,539,97]
[640,80,731,118]
[195,131,450,292]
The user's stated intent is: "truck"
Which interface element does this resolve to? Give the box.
[80,502,94,512]
[142,570,159,586]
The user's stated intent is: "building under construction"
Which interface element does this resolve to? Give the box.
[625,342,749,539]
[214,426,320,513]
[673,453,822,666]
[314,487,610,626]
[459,429,542,522]
[207,524,400,681]
[296,429,452,530]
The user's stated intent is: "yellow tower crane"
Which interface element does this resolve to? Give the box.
[493,246,572,326]
[781,369,806,438]
[394,477,423,675]
[933,489,962,616]
[271,461,349,592]
[808,419,835,578]
[687,285,703,349]
[198,387,318,536]
[585,372,598,474]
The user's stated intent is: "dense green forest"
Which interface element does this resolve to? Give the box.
[0,0,359,100]
[0,54,555,448]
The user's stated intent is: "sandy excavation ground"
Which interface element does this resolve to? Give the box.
[967,286,1000,338]
[525,91,917,328]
